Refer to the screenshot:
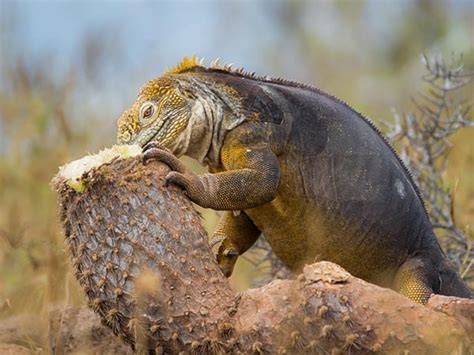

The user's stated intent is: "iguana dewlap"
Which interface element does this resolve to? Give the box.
[116,56,472,304]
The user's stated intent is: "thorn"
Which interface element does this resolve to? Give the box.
[211,58,221,68]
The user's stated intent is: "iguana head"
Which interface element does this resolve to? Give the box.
[117,56,247,164]
[117,75,194,149]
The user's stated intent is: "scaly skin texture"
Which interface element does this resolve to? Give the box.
[117,56,472,304]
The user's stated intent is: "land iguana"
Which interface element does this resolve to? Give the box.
[116,56,472,304]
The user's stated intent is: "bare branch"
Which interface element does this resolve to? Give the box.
[386,53,473,283]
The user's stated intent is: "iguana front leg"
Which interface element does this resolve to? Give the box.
[144,124,279,276]
[210,211,261,277]
[143,123,281,210]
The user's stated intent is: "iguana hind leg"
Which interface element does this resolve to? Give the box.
[393,257,440,304]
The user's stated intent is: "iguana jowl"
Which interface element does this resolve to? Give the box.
[117,56,472,304]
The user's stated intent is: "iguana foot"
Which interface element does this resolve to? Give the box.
[210,235,239,277]
[142,142,208,202]
[143,141,167,152]
[142,143,186,174]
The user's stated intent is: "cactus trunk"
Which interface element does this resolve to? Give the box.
[51,152,473,354]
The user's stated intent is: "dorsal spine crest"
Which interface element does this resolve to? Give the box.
[165,55,204,75]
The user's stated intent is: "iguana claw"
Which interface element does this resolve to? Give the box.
[223,249,239,257]
[143,147,204,201]
[143,141,167,152]
[164,171,190,188]
[142,147,187,174]
[209,234,240,277]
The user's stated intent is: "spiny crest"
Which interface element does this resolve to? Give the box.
[165,55,251,76]
[165,55,204,74]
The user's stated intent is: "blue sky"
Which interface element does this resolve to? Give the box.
[1,0,472,139]
[4,1,277,75]
[3,0,472,83]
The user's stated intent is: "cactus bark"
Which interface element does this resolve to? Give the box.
[52,156,473,354]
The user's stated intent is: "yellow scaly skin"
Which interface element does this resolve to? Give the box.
[117,56,472,304]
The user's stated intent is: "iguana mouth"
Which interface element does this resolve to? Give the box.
[134,119,167,147]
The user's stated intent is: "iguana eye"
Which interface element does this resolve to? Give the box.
[140,103,155,122]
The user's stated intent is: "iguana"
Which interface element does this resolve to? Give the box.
[116,56,472,304]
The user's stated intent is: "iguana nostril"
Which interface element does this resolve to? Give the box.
[119,131,132,144]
